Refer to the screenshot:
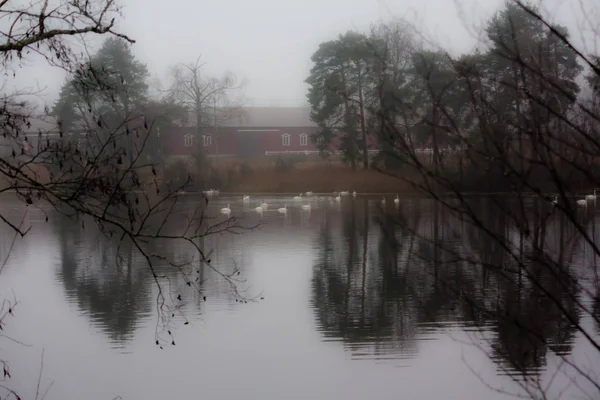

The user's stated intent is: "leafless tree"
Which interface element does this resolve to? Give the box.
[164,56,246,160]
[0,1,253,398]
[357,1,600,399]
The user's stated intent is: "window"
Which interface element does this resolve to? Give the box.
[184,134,193,147]
[204,135,212,146]
[282,133,290,146]
[299,133,308,146]
[317,137,324,146]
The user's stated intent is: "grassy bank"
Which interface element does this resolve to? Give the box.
[226,165,413,193]
[192,156,413,193]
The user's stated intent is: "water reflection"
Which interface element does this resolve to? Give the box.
[54,215,154,348]
[314,199,425,361]
[3,194,596,398]
[311,196,595,380]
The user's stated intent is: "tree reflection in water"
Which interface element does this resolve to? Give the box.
[311,196,591,387]
[54,214,154,347]
[51,203,226,349]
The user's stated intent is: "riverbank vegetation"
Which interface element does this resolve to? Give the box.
[162,155,416,193]
[162,151,600,194]
[305,2,600,196]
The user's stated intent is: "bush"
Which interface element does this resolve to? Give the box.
[163,159,191,190]
[239,161,254,178]
[205,167,222,190]
[274,157,293,173]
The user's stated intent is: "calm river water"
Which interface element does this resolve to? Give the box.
[0,193,598,400]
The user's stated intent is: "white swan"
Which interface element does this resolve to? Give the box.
[301,203,311,211]
[586,190,597,201]
[277,205,287,214]
[340,191,349,196]
[352,191,357,197]
[242,195,250,202]
[260,200,268,210]
[335,194,341,202]
[293,194,302,201]
[254,205,264,213]
[381,196,386,206]
[394,195,400,205]
[203,189,214,196]
[577,199,587,207]
[220,204,231,215]
[305,191,313,196]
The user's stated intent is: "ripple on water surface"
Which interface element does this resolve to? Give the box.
[0,194,597,400]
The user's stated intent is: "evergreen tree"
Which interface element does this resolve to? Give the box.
[306,32,378,169]
[53,38,150,163]
[408,50,462,149]
[585,56,600,98]
[367,21,417,169]
[482,1,582,156]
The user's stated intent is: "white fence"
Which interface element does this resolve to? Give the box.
[264,150,380,156]
[263,148,463,156]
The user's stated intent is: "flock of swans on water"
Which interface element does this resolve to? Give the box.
[568,189,597,208]
[201,188,598,215]
[549,189,597,208]
[201,189,403,217]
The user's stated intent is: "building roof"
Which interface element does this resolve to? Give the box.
[229,107,316,128]
[178,106,317,128]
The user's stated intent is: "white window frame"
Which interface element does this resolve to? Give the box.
[204,135,212,146]
[299,133,308,146]
[317,137,324,146]
[282,133,290,146]
[184,134,193,147]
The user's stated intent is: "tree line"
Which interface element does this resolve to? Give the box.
[306,0,599,192]
[52,38,244,171]
[306,1,600,399]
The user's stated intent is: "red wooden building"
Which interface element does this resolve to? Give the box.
[162,107,346,158]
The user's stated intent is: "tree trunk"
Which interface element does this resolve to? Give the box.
[512,62,524,182]
[432,104,439,178]
[341,67,357,171]
[357,68,369,170]
[213,97,219,156]
[433,199,439,282]
[195,101,204,165]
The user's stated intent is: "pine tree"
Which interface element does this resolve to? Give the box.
[306,32,377,169]
[53,38,150,163]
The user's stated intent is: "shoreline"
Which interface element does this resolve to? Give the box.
[2,159,598,199]
[1,189,591,197]
[177,191,591,198]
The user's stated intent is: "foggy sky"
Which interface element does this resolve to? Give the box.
[4,0,598,110]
